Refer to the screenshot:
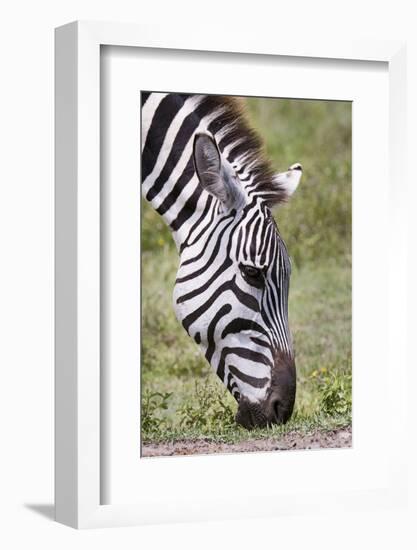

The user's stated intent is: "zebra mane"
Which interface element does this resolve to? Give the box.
[201,94,287,204]
[141,91,291,214]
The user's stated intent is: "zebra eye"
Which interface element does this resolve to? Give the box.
[242,265,261,277]
[239,264,264,288]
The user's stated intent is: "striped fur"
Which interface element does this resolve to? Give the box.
[141,92,302,428]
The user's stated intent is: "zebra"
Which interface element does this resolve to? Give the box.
[141,92,302,429]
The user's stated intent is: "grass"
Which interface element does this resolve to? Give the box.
[141,97,352,445]
[141,250,351,444]
[246,97,351,267]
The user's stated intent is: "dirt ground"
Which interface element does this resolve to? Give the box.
[142,427,352,457]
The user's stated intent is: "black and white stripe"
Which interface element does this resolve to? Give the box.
[141,92,302,428]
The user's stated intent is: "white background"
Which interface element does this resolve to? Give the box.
[1,1,416,548]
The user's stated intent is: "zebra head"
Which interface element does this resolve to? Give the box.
[173,132,302,429]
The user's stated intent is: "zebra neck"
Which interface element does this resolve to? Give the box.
[142,170,211,250]
[141,93,224,249]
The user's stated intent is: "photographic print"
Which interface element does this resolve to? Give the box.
[141,92,351,457]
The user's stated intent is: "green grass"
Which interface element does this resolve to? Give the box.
[141,249,351,443]
[141,97,352,444]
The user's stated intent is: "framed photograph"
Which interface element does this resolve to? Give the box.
[55,21,408,528]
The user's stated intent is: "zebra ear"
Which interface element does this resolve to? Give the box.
[272,163,303,199]
[193,133,245,210]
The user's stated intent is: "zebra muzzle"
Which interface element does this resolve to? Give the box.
[235,391,294,430]
[235,354,296,429]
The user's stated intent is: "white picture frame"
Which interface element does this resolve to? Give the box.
[55,21,407,529]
